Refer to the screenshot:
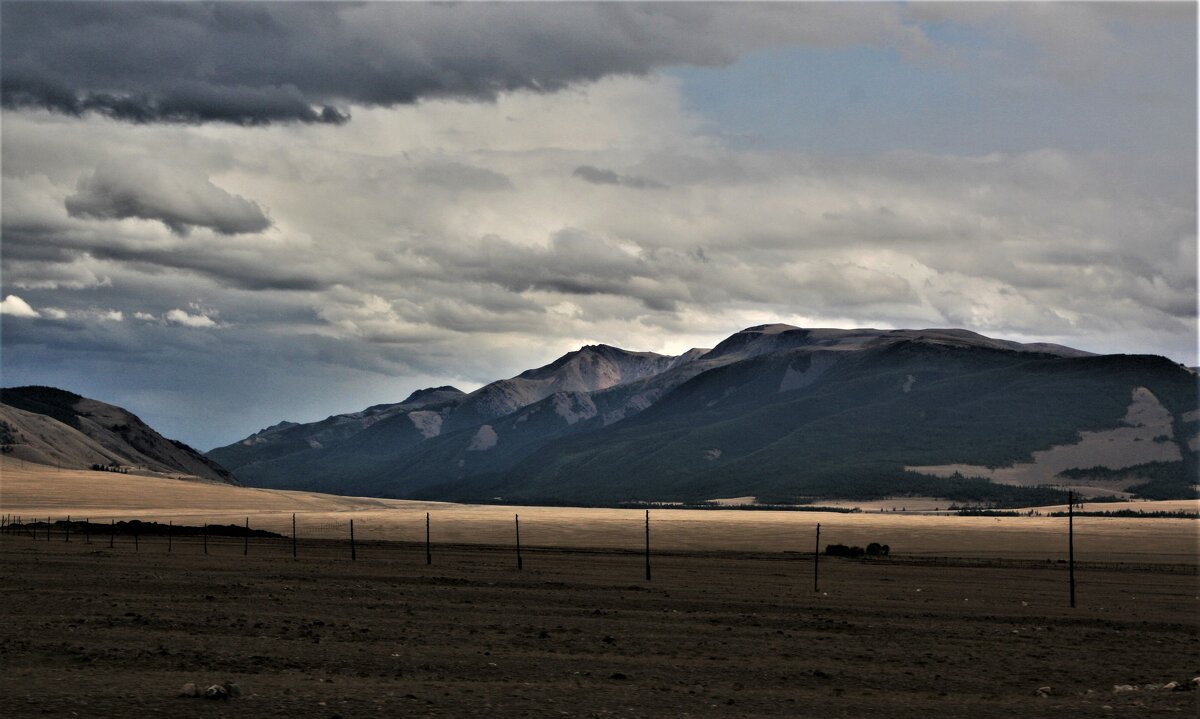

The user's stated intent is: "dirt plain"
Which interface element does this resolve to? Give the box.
[1,458,1198,717]
[1,530,1197,719]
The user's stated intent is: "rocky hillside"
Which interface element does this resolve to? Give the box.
[0,386,236,483]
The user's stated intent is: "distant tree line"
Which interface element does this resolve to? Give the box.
[91,463,130,474]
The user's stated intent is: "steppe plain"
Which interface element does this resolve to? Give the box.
[1,458,1197,717]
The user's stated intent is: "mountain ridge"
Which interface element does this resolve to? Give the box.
[207,324,1198,505]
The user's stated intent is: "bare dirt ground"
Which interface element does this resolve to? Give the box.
[0,533,1196,718]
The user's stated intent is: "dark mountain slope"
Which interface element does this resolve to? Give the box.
[206,324,1197,505]
[206,386,467,476]
[431,345,1195,504]
[209,345,692,491]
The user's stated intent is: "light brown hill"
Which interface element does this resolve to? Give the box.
[0,386,235,484]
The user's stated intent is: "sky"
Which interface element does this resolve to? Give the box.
[1,2,1196,451]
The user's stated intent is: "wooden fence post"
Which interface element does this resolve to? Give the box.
[203,523,208,555]
[168,521,172,553]
[644,510,651,581]
[244,517,249,556]
[425,512,431,565]
[292,513,297,559]
[350,519,357,561]
[814,523,821,593]
[1068,490,1076,609]
[109,519,115,548]
[65,515,70,543]
[515,514,522,570]
[85,518,90,544]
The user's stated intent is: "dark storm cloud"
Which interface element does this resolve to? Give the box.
[65,161,271,235]
[573,165,667,190]
[0,2,923,125]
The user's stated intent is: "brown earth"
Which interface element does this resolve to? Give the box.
[0,532,1196,718]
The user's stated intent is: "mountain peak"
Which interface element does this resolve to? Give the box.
[400,386,466,407]
[257,420,299,436]
[742,323,801,335]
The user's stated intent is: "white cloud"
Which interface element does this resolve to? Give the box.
[165,308,216,328]
[0,294,40,318]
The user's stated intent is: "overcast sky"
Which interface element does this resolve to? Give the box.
[1,2,1195,451]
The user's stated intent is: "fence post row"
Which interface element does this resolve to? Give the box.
[3,505,1090,601]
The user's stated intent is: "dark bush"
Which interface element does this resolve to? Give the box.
[825,543,865,558]
[866,542,890,556]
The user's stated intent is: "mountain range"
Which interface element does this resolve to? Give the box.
[205,324,1200,505]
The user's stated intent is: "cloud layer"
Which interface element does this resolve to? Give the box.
[66,160,271,235]
[1,3,1193,450]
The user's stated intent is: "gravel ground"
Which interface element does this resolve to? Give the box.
[0,535,1196,718]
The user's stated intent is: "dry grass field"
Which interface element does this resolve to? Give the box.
[1,458,1197,563]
